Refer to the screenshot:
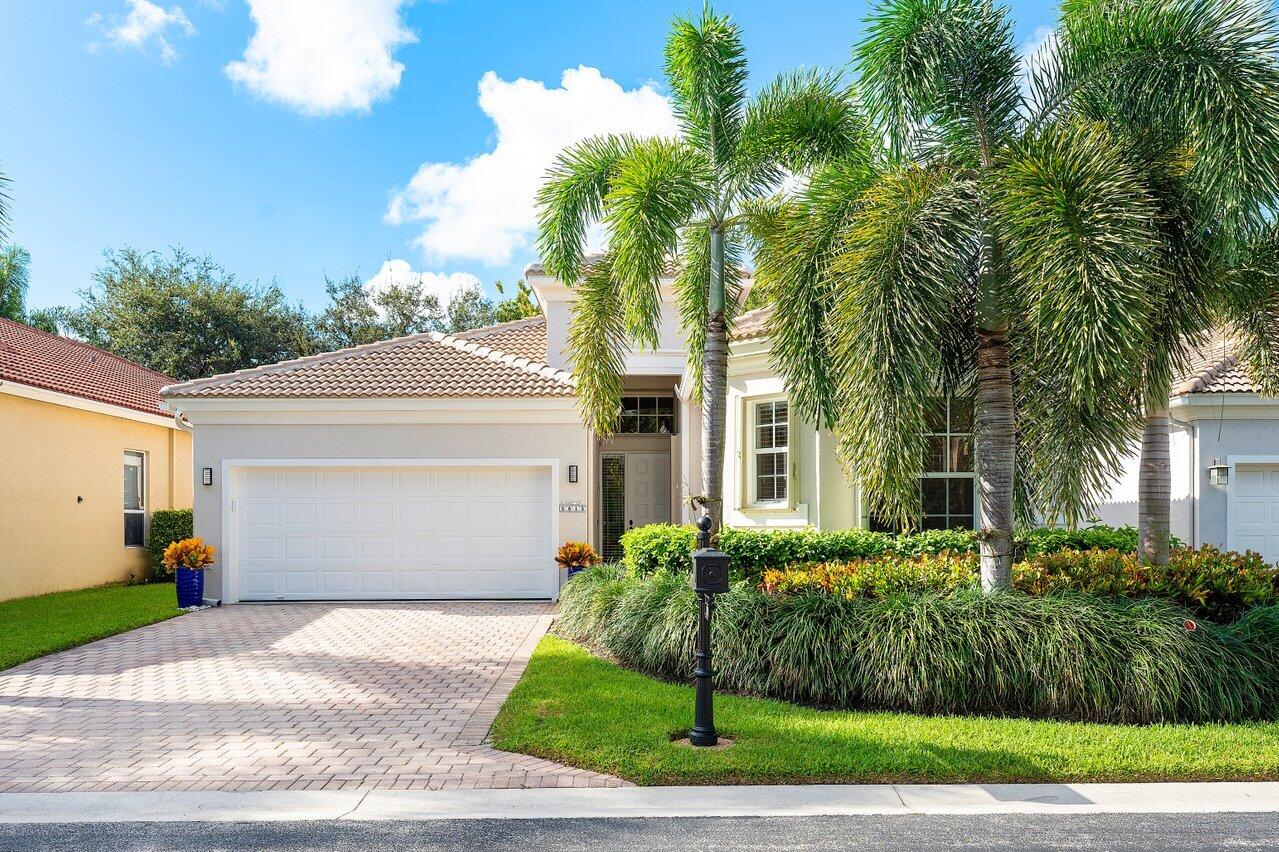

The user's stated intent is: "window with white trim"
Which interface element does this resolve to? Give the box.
[124,450,146,547]
[752,399,789,504]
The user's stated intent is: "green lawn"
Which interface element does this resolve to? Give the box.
[0,584,184,671]
[492,635,1279,785]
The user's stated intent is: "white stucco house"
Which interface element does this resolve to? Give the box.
[161,260,1279,604]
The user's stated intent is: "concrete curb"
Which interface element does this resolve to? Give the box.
[1,783,1276,823]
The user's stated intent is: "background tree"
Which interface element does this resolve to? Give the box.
[1039,0,1279,565]
[759,0,1172,588]
[537,7,863,530]
[0,244,30,322]
[58,247,317,381]
[445,281,498,332]
[315,272,448,349]
[493,279,541,323]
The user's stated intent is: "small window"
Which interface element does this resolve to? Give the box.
[615,396,676,434]
[752,399,789,504]
[124,451,145,547]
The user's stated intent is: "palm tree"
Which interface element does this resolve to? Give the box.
[758,0,1180,588]
[536,7,866,530]
[0,244,31,322]
[1040,0,1279,565]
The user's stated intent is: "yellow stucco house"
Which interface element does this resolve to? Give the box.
[0,317,193,602]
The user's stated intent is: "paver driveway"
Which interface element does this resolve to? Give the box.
[0,602,625,792]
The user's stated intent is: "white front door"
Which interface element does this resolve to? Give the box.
[1232,463,1279,565]
[233,464,554,600]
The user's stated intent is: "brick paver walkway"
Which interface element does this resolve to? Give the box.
[0,603,626,792]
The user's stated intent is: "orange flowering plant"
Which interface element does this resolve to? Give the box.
[162,537,216,573]
[555,541,602,569]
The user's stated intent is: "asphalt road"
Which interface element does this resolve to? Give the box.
[0,814,1274,851]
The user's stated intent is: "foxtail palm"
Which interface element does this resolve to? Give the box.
[536,7,866,530]
[759,0,1170,588]
[1040,0,1279,564]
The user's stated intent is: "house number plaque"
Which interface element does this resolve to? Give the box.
[558,501,587,513]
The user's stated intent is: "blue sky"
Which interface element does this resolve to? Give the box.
[1,0,1057,313]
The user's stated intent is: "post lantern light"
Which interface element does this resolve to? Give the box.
[690,513,730,747]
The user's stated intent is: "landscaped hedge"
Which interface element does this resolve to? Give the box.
[145,508,193,581]
[558,566,1279,724]
[620,522,1160,581]
[761,546,1279,623]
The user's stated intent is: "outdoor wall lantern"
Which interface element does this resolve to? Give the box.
[202,467,214,486]
[1209,460,1229,486]
[690,513,730,747]
[567,464,579,483]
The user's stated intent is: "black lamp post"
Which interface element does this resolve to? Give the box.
[690,512,730,747]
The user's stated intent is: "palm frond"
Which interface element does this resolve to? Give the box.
[856,0,1022,160]
[604,138,712,349]
[827,163,978,527]
[535,135,640,283]
[752,156,880,428]
[664,5,748,172]
[1220,223,1279,396]
[730,69,869,199]
[566,255,630,436]
[0,167,10,243]
[991,120,1158,409]
[1038,0,1279,229]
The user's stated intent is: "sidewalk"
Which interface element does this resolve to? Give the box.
[1,782,1276,823]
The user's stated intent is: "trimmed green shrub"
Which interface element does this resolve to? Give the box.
[623,522,1152,581]
[761,552,978,599]
[619,523,698,575]
[557,567,1279,723]
[145,508,193,580]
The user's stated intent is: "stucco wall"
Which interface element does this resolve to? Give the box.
[189,419,593,600]
[0,393,192,601]
[1194,415,1279,550]
[1090,429,1194,541]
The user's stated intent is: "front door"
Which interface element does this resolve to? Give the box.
[600,452,671,562]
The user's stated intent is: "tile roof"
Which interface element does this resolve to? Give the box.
[1173,332,1260,395]
[451,315,547,361]
[731,305,774,341]
[161,315,574,400]
[0,317,175,417]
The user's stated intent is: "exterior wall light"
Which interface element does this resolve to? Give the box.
[568,464,579,483]
[1208,460,1229,486]
[202,467,214,486]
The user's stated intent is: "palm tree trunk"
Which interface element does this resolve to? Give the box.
[1137,405,1171,565]
[976,327,1015,589]
[702,227,728,532]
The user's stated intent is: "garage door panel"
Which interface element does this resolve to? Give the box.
[235,465,554,600]
[1233,464,1279,566]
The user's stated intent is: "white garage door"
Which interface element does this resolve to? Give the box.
[1232,464,1279,566]
[233,464,555,600]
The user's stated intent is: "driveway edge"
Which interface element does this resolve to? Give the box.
[1,782,1276,823]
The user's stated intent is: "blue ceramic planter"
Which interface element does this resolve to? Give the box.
[175,567,205,608]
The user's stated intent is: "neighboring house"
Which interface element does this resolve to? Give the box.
[161,261,1279,606]
[0,317,193,601]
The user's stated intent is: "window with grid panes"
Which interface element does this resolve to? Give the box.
[753,399,788,503]
[615,396,676,434]
[871,398,975,531]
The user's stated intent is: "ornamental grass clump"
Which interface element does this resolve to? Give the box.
[555,567,1279,724]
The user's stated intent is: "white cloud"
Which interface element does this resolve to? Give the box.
[225,0,416,117]
[386,66,679,266]
[86,0,195,64]
[363,259,480,309]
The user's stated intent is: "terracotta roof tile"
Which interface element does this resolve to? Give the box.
[161,315,574,399]
[0,317,175,416]
[451,315,547,360]
[1172,332,1264,395]
[731,305,773,341]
